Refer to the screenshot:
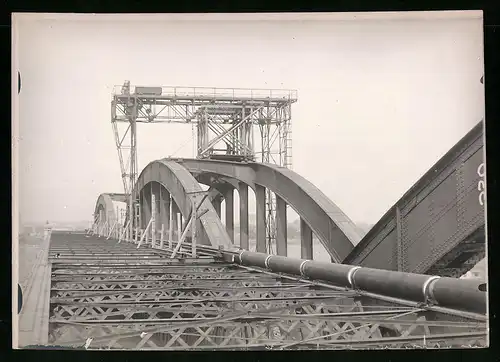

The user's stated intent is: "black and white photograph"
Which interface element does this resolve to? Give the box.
[12,11,488,350]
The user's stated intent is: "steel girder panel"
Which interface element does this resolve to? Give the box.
[359,229,398,271]
[175,158,362,262]
[405,171,460,273]
[411,146,485,274]
[345,121,485,275]
[195,173,241,191]
[133,159,233,249]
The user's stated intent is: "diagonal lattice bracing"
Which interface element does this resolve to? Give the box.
[47,233,487,350]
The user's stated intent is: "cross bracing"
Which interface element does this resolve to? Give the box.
[45,232,487,350]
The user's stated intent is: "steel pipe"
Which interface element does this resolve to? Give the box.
[303,261,357,287]
[267,255,306,276]
[239,251,268,269]
[352,268,433,303]
[234,250,486,314]
[428,277,486,315]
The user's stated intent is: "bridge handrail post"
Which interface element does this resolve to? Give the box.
[90,214,99,235]
[151,193,156,248]
[168,197,173,249]
[88,214,99,235]
[99,220,108,237]
[176,213,182,248]
[160,224,165,249]
[170,215,194,258]
[137,218,153,249]
[191,198,197,258]
[118,220,130,244]
[106,221,117,240]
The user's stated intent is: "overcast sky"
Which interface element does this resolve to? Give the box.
[14,12,484,227]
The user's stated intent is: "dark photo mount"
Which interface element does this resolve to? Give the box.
[12,11,489,351]
[18,284,23,314]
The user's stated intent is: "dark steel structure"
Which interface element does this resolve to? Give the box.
[344,121,485,277]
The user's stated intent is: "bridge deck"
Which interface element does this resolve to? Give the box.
[18,234,51,347]
[41,232,486,350]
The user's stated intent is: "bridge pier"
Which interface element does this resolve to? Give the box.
[158,186,170,239]
[213,196,222,218]
[276,195,287,256]
[151,183,160,243]
[171,202,181,240]
[224,188,234,243]
[300,218,313,259]
[138,186,143,229]
[140,185,152,229]
[239,183,249,250]
[197,220,210,246]
[255,184,266,253]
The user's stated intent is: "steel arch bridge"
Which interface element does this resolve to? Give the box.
[93,121,486,276]
[39,121,487,350]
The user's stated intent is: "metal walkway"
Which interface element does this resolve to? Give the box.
[45,232,487,350]
[18,234,51,347]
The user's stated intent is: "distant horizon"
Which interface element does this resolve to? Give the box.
[20,215,374,229]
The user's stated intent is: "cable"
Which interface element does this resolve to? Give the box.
[169,131,196,158]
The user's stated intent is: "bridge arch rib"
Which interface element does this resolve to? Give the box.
[133,159,233,249]
[194,173,244,245]
[174,158,363,262]
[93,193,128,225]
[92,193,128,236]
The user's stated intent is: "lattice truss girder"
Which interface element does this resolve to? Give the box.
[196,107,253,158]
[112,92,293,156]
[113,97,197,122]
[196,103,293,160]
[48,258,486,350]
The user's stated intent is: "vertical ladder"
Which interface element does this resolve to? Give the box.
[285,119,293,169]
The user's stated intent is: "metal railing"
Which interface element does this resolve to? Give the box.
[113,85,298,101]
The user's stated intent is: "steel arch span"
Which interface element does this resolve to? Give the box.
[93,193,128,233]
[132,159,233,249]
[171,158,362,262]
